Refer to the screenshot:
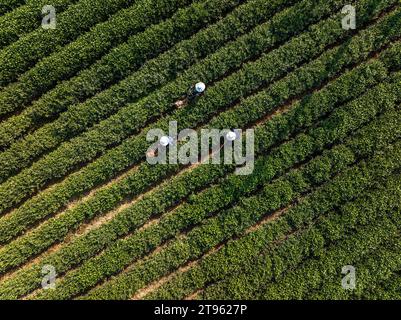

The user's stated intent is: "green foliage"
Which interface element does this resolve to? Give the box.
[0,0,400,301]
[0,0,136,88]
[1,51,398,300]
[32,97,401,299]
[0,0,296,147]
[259,214,401,300]
[0,0,238,116]
[1,0,398,218]
[0,0,26,16]
[83,139,401,300]
[201,171,401,300]
[0,0,80,50]
[0,0,345,180]
[1,13,399,285]
[145,112,401,300]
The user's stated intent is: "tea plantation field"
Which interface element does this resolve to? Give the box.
[0,0,400,300]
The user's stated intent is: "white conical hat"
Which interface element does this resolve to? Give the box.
[226,131,237,141]
[160,136,172,147]
[195,82,206,93]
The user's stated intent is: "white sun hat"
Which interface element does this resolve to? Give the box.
[195,82,206,93]
[226,131,237,142]
[160,136,174,147]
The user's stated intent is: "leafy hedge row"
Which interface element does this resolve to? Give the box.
[306,230,401,299]
[259,207,401,300]
[0,0,80,50]
[0,20,399,272]
[200,166,401,299]
[32,83,401,299]
[0,0,293,240]
[0,53,392,299]
[146,139,401,300]
[304,173,401,300]
[0,0,296,147]
[0,0,135,88]
[82,131,401,300]
[0,0,348,181]
[361,270,401,299]
[78,150,382,299]
[1,0,294,235]
[0,0,238,117]
[0,0,394,214]
[0,0,26,16]
[216,222,401,300]
[1,12,399,279]
[353,242,401,298]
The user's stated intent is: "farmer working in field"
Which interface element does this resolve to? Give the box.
[146,135,174,158]
[175,82,206,108]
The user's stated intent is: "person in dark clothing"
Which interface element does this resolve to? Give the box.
[175,82,206,108]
